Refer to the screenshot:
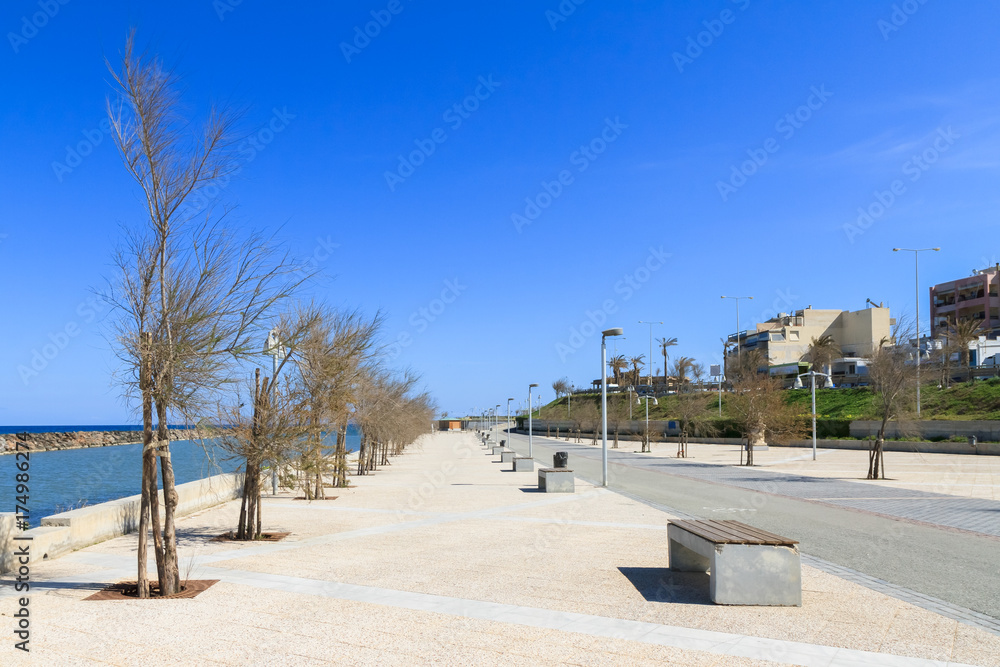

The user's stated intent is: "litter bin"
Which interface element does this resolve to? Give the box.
[500,439,506,447]
[554,452,569,468]
[968,436,978,447]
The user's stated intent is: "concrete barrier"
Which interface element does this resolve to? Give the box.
[0,472,243,572]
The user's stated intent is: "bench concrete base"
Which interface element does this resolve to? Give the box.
[512,457,534,472]
[492,445,505,455]
[500,450,516,463]
[538,468,574,493]
[668,524,801,606]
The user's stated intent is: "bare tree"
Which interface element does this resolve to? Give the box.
[293,306,382,495]
[866,328,917,479]
[551,378,570,398]
[106,32,306,596]
[727,350,805,466]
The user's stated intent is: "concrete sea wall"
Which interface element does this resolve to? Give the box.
[0,429,190,455]
[0,472,243,573]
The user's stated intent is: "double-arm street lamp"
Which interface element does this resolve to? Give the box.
[892,247,940,417]
[794,370,834,460]
[601,327,624,486]
[636,394,658,452]
[721,296,753,360]
[507,398,514,445]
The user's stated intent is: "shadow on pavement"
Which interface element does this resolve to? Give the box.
[617,566,713,605]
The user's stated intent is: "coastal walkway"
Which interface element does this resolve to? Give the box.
[1,430,998,665]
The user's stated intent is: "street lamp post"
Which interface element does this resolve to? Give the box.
[794,370,834,460]
[263,329,288,496]
[601,327,624,486]
[721,296,754,361]
[507,398,514,447]
[636,395,658,452]
[893,247,940,417]
[638,321,663,388]
[528,383,538,458]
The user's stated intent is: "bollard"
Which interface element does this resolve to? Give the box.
[554,451,568,469]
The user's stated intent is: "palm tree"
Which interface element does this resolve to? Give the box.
[806,334,840,378]
[672,356,696,386]
[948,318,984,381]
[608,354,628,386]
[657,337,677,388]
[629,355,645,387]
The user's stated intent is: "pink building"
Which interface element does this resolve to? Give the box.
[930,265,1000,335]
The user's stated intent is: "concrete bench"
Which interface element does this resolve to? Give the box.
[668,520,801,606]
[500,450,517,463]
[512,456,534,472]
[537,468,574,493]
[491,445,505,455]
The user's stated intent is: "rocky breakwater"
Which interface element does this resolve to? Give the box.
[0,429,189,454]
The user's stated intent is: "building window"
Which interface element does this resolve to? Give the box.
[788,331,800,341]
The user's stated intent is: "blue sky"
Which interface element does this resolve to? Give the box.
[2,0,1000,423]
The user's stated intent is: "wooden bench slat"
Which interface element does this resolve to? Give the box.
[669,520,797,546]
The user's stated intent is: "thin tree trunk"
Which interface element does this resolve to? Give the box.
[156,399,180,595]
[137,332,153,599]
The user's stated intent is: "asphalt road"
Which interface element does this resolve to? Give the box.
[503,430,1000,621]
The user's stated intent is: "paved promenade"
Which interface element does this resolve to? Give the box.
[506,431,1000,625]
[2,430,998,665]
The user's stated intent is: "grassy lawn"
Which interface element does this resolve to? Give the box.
[535,378,1000,422]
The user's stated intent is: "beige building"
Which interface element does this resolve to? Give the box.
[726,306,893,373]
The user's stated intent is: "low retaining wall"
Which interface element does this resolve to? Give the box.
[0,472,243,573]
[849,420,1000,442]
[515,426,1000,456]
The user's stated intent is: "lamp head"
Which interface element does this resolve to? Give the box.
[933,247,941,251]
[529,383,538,388]
[602,327,624,337]
[892,248,900,252]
